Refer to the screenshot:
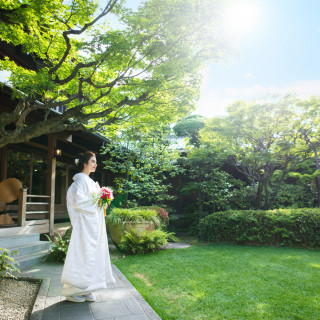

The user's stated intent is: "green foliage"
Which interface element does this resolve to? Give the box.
[45,233,70,262]
[106,208,160,227]
[173,115,206,146]
[199,208,320,248]
[63,226,73,240]
[178,147,240,228]
[270,182,317,208]
[0,248,20,278]
[0,0,233,148]
[119,229,178,254]
[102,126,183,207]
[200,96,310,209]
[133,206,170,226]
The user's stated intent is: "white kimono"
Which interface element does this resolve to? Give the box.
[61,172,115,296]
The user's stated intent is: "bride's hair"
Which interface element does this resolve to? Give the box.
[76,151,96,172]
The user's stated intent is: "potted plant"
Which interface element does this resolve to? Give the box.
[106,208,160,247]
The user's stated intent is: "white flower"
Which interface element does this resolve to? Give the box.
[74,158,79,165]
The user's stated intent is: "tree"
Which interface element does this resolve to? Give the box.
[200,96,309,209]
[102,125,182,207]
[173,114,206,146]
[0,0,232,148]
[292,96,320,207]
[179,147,234,224]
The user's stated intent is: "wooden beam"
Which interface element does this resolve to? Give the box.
[56,132,72,142]
[63,164,69,206]
[26,141,48,151]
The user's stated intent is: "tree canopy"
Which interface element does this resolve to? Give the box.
[173,114,206,146]
[102,125,182,207]
[0,0,232,148]
[200,96,310,209]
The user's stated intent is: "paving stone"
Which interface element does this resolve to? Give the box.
[165,243,191,249]
[90,300,132,319]
[32,295,46,313]
[23,262,161,320]
[45,296,61,308]
[29,309,43,320]
[36,278,50,297]
[47,285,63,297]
[123,298,144,315]
[60,314,94,320]
[99,288,133,301]
[42,306,60,320]
[60,302,92,318]
[114,278,125,288]
[93,293,103,303]
[114,314,150,320]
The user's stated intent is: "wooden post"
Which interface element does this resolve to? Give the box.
[61,164,69,206]
[17,188,27,226]
[29,152,34,194]
[47,135,56,235]
[101,170,105,186]
[0,146,8,181]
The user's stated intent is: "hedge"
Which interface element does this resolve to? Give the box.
[198,208,320,248]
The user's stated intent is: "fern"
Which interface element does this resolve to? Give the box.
[0,248,20,278]
[119,229,178,254]
[45,233,70,262]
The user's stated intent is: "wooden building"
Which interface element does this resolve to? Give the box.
[0,42,112,236]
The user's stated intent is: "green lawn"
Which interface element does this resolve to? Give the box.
[114,244,320,320]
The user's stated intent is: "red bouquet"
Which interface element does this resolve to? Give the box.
[93,187,114,216]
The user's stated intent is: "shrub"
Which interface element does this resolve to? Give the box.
[106,208,160,227]
[133,206,170,226]
[46,233,70,262]
[119,229,178,254]
[0,248,20,278]
[199,208,320,248]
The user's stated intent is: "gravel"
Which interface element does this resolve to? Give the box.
[0,277,40,320]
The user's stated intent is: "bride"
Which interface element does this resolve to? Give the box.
[61,151,115,302]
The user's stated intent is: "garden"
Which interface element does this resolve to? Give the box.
[1,0,320,319]
[114,245,320,320]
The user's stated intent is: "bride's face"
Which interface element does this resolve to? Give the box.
[84,155,97,173]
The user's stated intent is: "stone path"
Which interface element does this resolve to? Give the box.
[21,262,161,320]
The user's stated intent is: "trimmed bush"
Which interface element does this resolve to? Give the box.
[106,208,160,227]
[199,208,320,248]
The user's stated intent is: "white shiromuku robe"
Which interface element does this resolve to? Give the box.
[61,172,115,296]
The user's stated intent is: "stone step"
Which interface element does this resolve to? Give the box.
[16,250,50,270]
[0,233,39,248]
[8,241,50,258]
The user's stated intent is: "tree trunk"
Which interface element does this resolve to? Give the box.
[198,190,204,221]
[198,189,204,239]
[314,148,320,207]
[263,185,270,210]
[254,183,263,209]
[268,171,288,209]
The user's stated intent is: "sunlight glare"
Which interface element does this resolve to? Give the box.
[223,0,259,38]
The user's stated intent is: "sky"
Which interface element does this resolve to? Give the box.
[123,0,320,118]
[196,0,320,117]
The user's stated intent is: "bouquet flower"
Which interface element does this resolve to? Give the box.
[93,187,114,216]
